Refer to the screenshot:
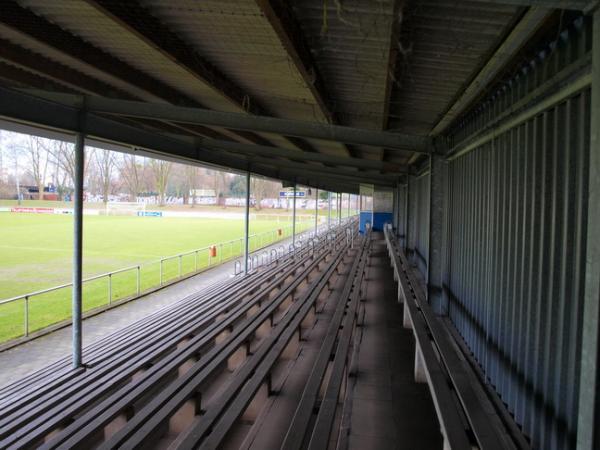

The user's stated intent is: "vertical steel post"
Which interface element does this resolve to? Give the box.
[327,191,331,229]
[108,274,112,305]
[347,192,351,218]
[406,174,412,254]
[244,172,250,274]
[24,295,29,337]
[136,265,140,295]
[578,10,600,450]
[314,188,319,235]
[427,152,448,316]
[338,192,341,224]
[292,183,297,246]
[72,129,84,368]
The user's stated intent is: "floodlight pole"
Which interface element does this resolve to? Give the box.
[244,172,250,274]
[314,188,318,235]
[292,183,297,246]
[72,130,85,369]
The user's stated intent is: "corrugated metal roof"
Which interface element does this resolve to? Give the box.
[292,0,396,131]
[142,0,326,122]
[387,0,521,135]
[0,0,543,187]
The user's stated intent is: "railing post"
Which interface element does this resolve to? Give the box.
[108,274,112,305]
[159,259,163,286]
[219,243,223,263]
[136,265,140,295]
[24,295,29,337]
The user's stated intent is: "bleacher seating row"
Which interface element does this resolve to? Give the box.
[0,218,372,450]
[384,224,525,450]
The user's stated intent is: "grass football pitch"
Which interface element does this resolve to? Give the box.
[0,212,315,342]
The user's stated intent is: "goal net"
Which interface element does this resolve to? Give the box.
[104,202,147,216]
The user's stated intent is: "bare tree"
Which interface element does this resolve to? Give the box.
[24,136,50,200]
[251,177,269,211]
[185,165,198,208]
[94,149,116,205]
[120,154,144,201]
[151,159,172,206]
[45,140,94,200]
[212,169,229,207]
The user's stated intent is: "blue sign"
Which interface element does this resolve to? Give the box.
[137,211,162,217]
[279,191,306,198]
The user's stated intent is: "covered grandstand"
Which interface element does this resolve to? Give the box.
[0,1,599,449]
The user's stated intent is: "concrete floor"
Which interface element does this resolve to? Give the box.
[346,235,443,449]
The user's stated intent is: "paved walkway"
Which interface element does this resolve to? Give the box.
[0,232,309,388]
[347,235,443,449]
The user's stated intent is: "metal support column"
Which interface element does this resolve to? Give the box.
[427,152,448,316]
[72,130,85,368]
[327,191,331,229]
[393,183,400,231]
[577,9,600,450]
[405,173,412,254]
[338,193,342,224]
[314,188,318,234]
[347,193,351,218]
[292,183,297,246]
[244,172,250,274]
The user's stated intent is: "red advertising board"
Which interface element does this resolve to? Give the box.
[11,207,55,214]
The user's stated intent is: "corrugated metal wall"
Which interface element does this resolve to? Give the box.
[396,14,596,449]
[417,15,596,449]
[445,88,590,450]
[407,173,430,275]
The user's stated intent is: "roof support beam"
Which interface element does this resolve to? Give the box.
[84,0,260,115]
[27,91,429,152]
[0,1,277,147]
[382,0,403,132]
[0,38,133,99]
[256,0,334,123]
[467,0,591,9]
[202,138,406,173]
[0,86,370,191]
[256,0,357,157]
[226,153,398,185]
[84,0,324,154]
[0,1,191,106]
[430,7,551,136]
